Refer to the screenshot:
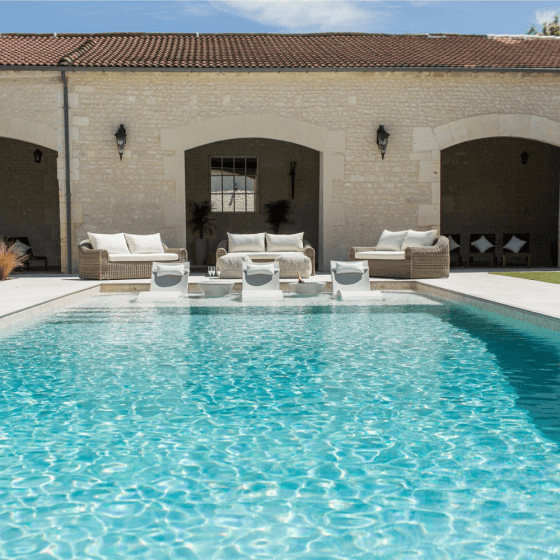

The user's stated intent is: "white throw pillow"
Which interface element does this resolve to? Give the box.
[471,235,494,254]
[402,229,438,250]
[503,235,527,254]
[88,232,130,254]
[125,233,164,254]
[245,263,276,276]
[265,232,304,252]
[11,240,31,253]
[376,230,407,251]
[448,235,460,252]
[336,261,367,275]
[228,232,266,253]
[155,263,186,277]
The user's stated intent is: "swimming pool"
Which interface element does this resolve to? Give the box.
[1,293,560,559]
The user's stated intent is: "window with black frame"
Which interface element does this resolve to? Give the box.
[210,157,257,213]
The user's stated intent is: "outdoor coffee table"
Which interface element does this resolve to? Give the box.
[198,280,235,297]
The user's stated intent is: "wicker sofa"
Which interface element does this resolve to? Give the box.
[216,237,316,277]
[349,236,450,279]
[78,240,188,280]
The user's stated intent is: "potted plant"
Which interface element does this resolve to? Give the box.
[263,199,293,235]
[187,200,216,266]
[0,238,29,281]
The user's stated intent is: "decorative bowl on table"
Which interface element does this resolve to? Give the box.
[198,280,235,298]
[288,281,326,296]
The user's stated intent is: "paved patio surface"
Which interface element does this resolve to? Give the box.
[1,269,559,331]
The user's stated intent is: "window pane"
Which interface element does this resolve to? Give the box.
[246,193,255,212]
[223,158,234,177]
[223,192,235,212]
[211,193,223,213]
[246,158,257,177]
[211,158,222,172]
[246,176,255,193]
[211,176,222,193]
[235,194,246,212]
[222,174,234,193]
[234,176,245,193]
[234,158,245,176]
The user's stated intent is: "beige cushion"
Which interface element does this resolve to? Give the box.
[155,263,185,277]
[88,232,130,254]
[471,236,494,253]
[125,233,164,254]
[228,232,266,253]
[376,230,407,251]
[355,251,406,260]
[402,229,438,250]
[503,235,527,253]
[217,255,252,279]
[266,232,304,252]
[108,253,179,262]
[245,263,276,276]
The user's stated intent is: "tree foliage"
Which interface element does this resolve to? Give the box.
[527,15,560,36]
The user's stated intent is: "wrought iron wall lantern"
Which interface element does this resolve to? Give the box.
[289,161,297,199]
[33,148,42,164]
[521,151,529,165]
[377,125,390,160]
[115,124,127,160]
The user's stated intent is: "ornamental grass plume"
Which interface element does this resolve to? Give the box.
[0,239,29,281]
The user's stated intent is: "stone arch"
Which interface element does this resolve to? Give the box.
[160,114,346,270]
[411,113,560,232]
[0,116,58,151]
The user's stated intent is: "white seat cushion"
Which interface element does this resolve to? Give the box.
[245,263,276,276]
[503,236,527,253]
[108,253,179,262]
[154,263,186,277]
[88,232,130,254]
[402,229,438,250]
[228,232,266,253]
[266,232,304,252]
[355,251,406,260]
[471,236,494,254]
[228,251,302,260]
[125,233,164,254]
[336,261,367,275]
[376,230,407,251]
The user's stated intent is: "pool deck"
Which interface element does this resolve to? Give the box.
[1,268,559,331]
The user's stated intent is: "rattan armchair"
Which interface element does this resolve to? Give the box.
[78,240,188,280]
[349,236,450,279]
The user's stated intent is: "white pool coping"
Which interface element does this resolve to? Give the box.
[1,271,560,332]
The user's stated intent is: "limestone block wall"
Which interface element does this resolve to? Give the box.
[0,138,60,266]
[185,138,320,261]
[3,68,560,271]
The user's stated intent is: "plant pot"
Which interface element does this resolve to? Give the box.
[194,238,209,266]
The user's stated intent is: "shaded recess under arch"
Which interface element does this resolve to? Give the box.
[0,137,61,268]
[185,138,320,261]
[441,137,560,267]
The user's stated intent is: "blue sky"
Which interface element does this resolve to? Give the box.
[0,1,558,35]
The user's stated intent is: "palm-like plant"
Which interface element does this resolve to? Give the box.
[187,200,216,239]
[264,200,293,234]
[0,239,29,281]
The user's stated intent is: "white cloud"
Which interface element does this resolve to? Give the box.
[534,8,560,26]
[210,0,386,32]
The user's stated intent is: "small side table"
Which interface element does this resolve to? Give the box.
[198,280,235,297]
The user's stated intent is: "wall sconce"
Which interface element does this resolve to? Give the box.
[521,151,529,165]
[115,124,127,160]
[289,161,297,199]
[376,125,390,160]
[33,148,42,164]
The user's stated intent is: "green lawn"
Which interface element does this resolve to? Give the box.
[490,271,560,285]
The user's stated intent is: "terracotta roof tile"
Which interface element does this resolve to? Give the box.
[1,32,560,70]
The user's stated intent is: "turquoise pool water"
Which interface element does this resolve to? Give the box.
[1,293,560,559]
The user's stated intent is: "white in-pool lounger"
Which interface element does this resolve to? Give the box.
[241,262,283,302]
[330,261,383,301]
[137,262,190,301]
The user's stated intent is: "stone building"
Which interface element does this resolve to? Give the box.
[1,32,560,272]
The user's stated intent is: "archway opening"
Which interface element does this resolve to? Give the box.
[441,137,560,267]
[0,137,60,270]
[185,138,320,264]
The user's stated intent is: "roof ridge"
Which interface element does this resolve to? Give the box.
[57,37,97,67]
